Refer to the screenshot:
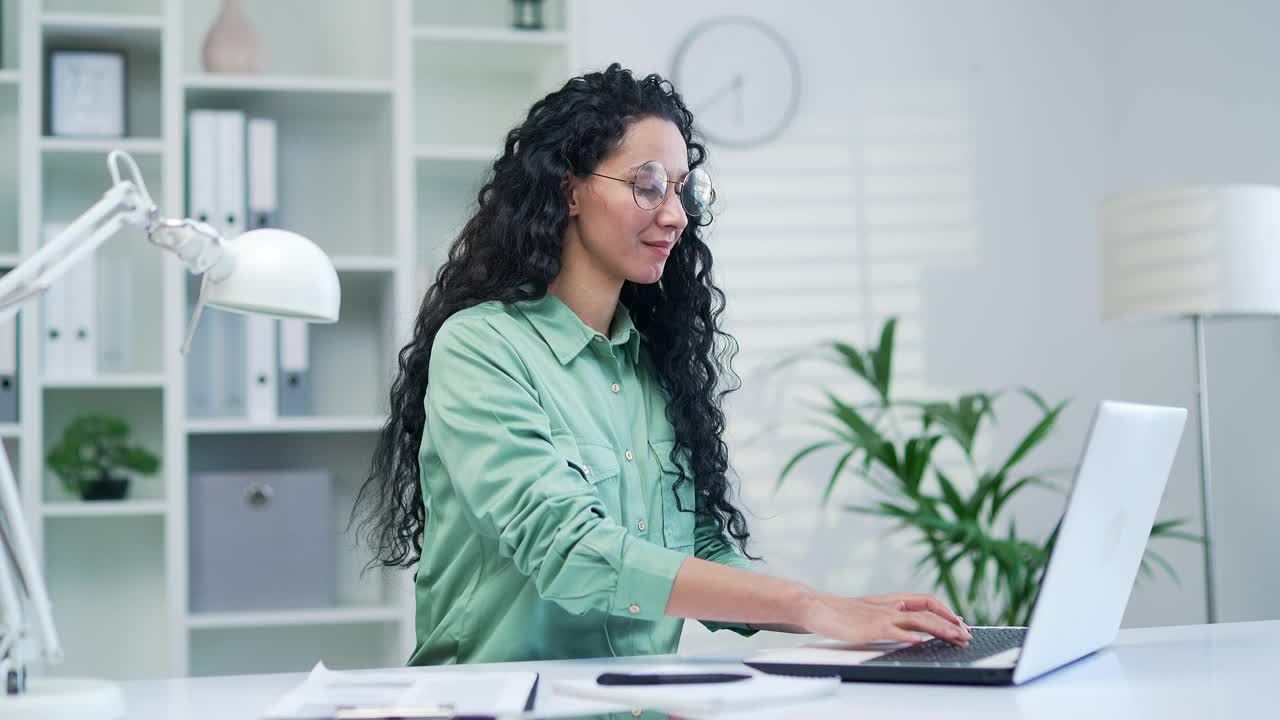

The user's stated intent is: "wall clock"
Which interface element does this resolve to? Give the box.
[671,16,801,148]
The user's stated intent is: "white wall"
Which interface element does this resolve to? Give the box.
[572,0,1278,652]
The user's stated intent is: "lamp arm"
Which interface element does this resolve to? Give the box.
[0,150,233,325]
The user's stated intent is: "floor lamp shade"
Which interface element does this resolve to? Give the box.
[1101,185,1280,319]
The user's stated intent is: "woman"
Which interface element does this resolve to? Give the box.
[354,64,971,665]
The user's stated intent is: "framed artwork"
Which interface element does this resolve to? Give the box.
[47,49,127,137]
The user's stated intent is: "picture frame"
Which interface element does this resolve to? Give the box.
[46,49,128,137]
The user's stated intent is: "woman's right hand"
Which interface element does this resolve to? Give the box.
[798,591,973,647]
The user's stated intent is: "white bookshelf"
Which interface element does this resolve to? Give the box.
[5,0,577,682]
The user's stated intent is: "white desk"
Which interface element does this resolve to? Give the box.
[118,620,1276,719]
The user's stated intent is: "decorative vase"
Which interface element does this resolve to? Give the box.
[201,0,260,74]
[82,474,130,502]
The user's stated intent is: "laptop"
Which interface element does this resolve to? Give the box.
[746,400,1187,686]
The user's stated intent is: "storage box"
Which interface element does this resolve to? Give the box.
[189,469,335,612]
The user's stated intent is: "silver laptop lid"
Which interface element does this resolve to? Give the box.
[1012,400,1187,684]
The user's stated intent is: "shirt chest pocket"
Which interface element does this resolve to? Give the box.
[554,434,623,520]
[650,440,696,552]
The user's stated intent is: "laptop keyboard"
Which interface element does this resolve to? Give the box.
[864,627,1026,666]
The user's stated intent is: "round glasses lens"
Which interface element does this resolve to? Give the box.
[681,168,715,216]
[632,161,667,210]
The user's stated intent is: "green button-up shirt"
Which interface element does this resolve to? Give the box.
[408,289,755,665]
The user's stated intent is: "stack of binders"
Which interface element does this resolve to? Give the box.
[186,110,313,420]
[41,222,97,380]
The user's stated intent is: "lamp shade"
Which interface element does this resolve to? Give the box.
[204,228,341,322]
[1101,185,1280,320]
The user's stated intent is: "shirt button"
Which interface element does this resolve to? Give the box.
[583,466,591,478]
[624,450,634,461]
[611,383,621,393]
[628,603,641,615]
[637,519,647,532]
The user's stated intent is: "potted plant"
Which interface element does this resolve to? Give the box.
[774,318,1201,626]
[46,414,161,501]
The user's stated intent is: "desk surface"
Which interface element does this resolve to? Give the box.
[119,620,1277,719]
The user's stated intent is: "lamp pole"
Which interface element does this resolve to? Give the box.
[1192,313,1218,623]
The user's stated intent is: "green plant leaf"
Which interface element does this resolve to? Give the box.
[994,400,1069,478]
[869,318,896,402]
[774,439,840,494]
[933,468,970,522]
[1141,548,1181,586]
[821,448,859,506]
[829,341,870,382]
[902,435,942,496]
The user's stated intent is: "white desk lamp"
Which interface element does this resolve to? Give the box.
[1101,184,1280,624]
[0,150,341,719]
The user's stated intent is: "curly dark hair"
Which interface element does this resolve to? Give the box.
[351,63,754,571]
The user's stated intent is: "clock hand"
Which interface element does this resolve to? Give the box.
[734,75,744,125]
[696,73,745,117]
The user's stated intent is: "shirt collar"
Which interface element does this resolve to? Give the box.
[516,285,642,366]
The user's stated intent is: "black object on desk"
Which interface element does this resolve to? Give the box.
[596,672,752,686]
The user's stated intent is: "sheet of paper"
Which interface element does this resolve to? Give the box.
[262,662,537,719]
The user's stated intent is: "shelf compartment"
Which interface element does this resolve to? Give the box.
[42,387,165,504]
[417,156,491,280]
[182,0,392,81]
[41,151,166,375]
[43,515,170,681]
[42,15,163,138]
[187,432,399,611]
[413,29,568,147]
[182,268,395,422]
[184,88,394,257]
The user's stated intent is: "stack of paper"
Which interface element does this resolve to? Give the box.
[549,663,839,716]
[262,662,539,719]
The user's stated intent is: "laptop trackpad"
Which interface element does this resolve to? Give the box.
[972,647,1021,668]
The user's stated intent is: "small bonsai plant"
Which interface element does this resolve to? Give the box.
[46,414,160,501]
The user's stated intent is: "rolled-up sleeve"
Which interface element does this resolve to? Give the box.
[425,316,687,621]
[692,493,761,636]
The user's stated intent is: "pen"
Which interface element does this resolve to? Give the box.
[596,672,752,686]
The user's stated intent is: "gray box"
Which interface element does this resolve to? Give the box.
[189,469,335,612]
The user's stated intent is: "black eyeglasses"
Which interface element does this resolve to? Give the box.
[591,160,716,216]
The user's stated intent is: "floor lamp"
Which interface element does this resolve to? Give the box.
[1101,184,1280,624]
